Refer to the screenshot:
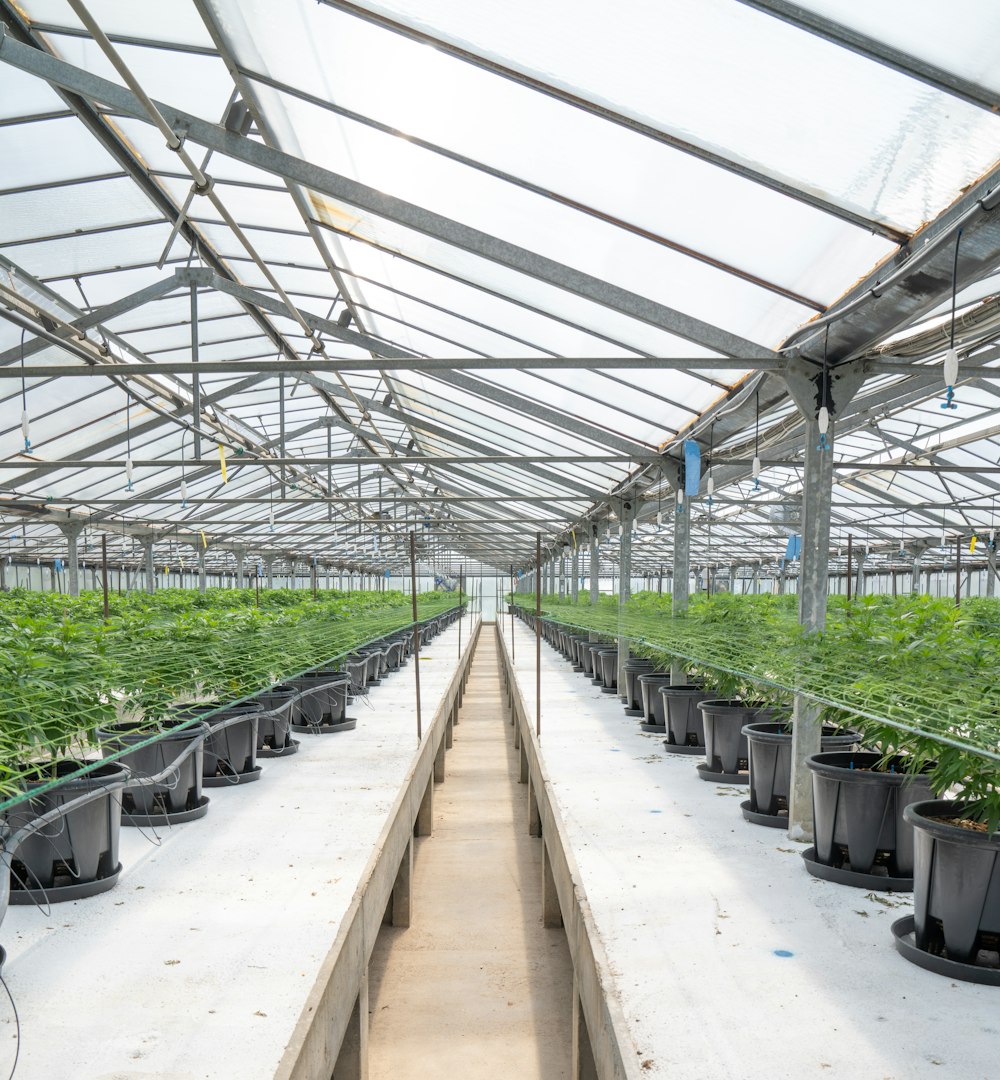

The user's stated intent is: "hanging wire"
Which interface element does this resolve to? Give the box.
[942,228,963,410]
[0,965,21,1080]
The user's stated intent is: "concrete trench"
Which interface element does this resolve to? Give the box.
[366,628,575,1078]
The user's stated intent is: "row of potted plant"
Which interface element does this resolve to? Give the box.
[512,593,1000,985]
[0,590,465,937]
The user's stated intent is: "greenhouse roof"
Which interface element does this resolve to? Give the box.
[0,0,999,575]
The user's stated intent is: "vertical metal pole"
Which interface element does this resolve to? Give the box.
[101,534,109,621]
[198,542,207,593]
[589,527,599,604]
[672,489,690,684]
[143,539,155,595]
[327,425,332,522]
[409,532,422,742]
[61,522,82,598]
[191,284,201,460]
[457,568,463,660]
[571,545,579,603]
[956,537,962,607]
[255,570,260,607]
[846,534,853,601]
[988,542,997,598]
[279,372,287,499]
[788,420,834,842]
[658,564,663,596]
[535,531,541,739]
[510,565,516,664]
[618,500,632,700]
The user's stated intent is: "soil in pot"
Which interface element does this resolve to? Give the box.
[890,800,1000,984]
[99,719,210,825]
[803,751,933,889]
[740,722,860,828]
[9,759,130,904]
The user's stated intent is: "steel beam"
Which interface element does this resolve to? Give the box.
[0,30,779,360]
[736,0,1000,114]
[317,0,908,243]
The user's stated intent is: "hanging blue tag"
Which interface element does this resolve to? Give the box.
[54,558,64,573]
[784,535,802,560]
[683,440,701,497]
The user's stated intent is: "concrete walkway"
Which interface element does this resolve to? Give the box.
[368,627,573,1078]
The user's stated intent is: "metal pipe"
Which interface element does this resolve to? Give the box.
[535,531,541,739]
[409,531,422,743]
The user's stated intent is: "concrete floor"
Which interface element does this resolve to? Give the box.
[368,628,573,1079]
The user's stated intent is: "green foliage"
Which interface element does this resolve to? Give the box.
[520,591,1000,832]
[0,588,460,807]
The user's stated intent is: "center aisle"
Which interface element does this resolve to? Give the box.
[367,628,573,1078]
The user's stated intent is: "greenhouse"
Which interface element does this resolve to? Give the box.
[0,0,998,1077]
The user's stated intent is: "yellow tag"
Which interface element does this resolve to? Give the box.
[200,530,208,551]
[571,528,577,550]
[970,535,977,553]
[218,444,228,484]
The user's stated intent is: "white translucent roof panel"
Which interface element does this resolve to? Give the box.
[244,79,814,348]
[0,116,121,188]
[23,0,217,49]
[795,0,1000,94]
[224,3,896,304]
[331,0,1000,232]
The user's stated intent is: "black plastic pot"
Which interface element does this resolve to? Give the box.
[176,702,262,787]
[638,674,672,730]
[696,700,772,784]
[890,800,1000,984]
[98,718,211,824]
[622,659,655,717]
[802,751,933,889]
[579,642,598,677]
[588,645,613,685]
[286,671,355,734]
[660,685,711,750]
[598,649,619,694]
[253,684,300,758]
[9,759,130,904]
[740,722,860,828]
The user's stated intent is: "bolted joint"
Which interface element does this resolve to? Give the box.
[191,174,214,197]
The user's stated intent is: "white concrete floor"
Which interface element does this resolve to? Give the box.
[0,617,475,1080]
[501,617,1000,1080]
[367,630,573,1079]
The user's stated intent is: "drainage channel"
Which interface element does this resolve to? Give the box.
[366,627,574,1079]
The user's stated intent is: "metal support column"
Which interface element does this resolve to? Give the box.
[286,552,297,589]
[571,545,579,603]
[234,545,246,589]
[988,542,998,598]
[788,425,834,842]
[59,521,84,598]
[198,542,207,593]
[142,538,156,595]
[589,527,599,604]
[265,554,275,590]
[617,499,632,701]
[671,483,690,685]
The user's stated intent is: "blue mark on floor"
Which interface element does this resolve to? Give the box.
[650,809,662,813]
[773,949,794,958]
[609,748,621,752]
